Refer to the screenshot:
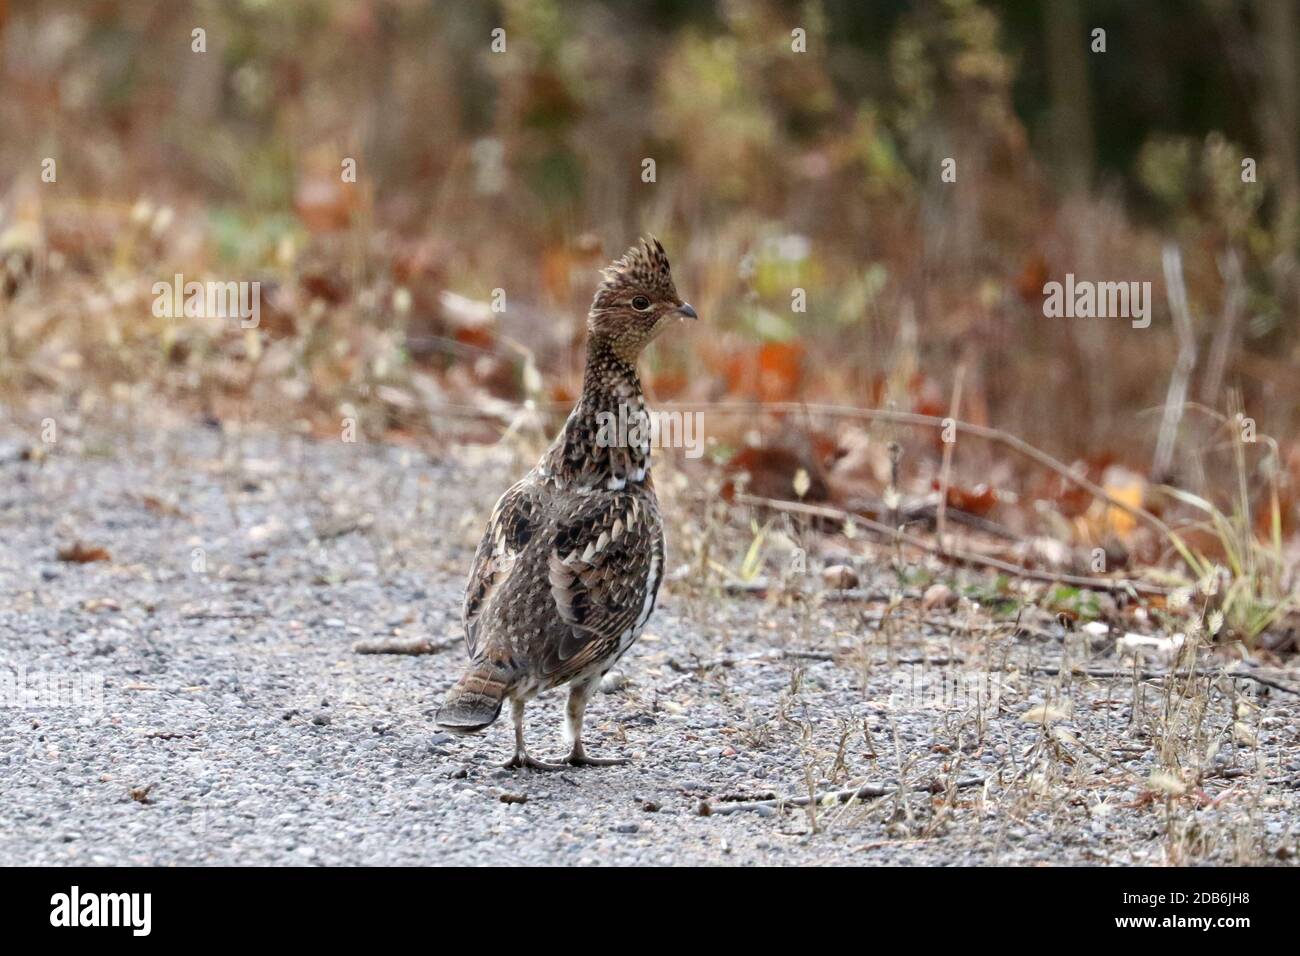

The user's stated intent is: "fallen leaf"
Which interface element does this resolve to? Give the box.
[1117,631,1185,662]
[140,494,185,518]
[922,583,957,610]
[1076,466,1146,544]
[1021,704,1070,724]
[942,482,998,517]
[57,542,110,563]
[721,446,828,503]
[756,341,804,402]
[822,564,858,590]
[1146,770,1186,797]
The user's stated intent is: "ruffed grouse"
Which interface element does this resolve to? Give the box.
[437,237,696,769]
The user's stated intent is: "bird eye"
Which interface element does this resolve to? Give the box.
[631,295,651,311]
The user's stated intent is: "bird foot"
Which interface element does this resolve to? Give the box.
[565,750,630,767]
[501,753,567,772]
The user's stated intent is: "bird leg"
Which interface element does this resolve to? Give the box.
[563,679,629,767]
[502,698,565,771]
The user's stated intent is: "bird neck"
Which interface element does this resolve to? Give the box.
[544,335,651,489]
[579,334,644,412]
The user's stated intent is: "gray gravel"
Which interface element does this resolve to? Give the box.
[1,420,1297,865]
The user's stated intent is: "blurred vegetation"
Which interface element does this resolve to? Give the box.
[1,0,1299,593]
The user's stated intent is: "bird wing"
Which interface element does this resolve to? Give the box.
[463,478,542,660]
[544,491,664,681]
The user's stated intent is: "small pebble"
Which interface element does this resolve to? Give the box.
[922,583,957,610]
[822,564,859,590]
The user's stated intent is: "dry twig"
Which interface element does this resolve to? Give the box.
[706,775,986,816]
[735,492,1167,595]
[352,636,459,656]
[1151,245,1198,482]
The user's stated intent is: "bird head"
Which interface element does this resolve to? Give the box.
[588,236,697,358]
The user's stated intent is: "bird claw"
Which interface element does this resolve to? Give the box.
[502,754,567,772]
[565,751,630,767]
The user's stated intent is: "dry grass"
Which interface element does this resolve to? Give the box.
[650,458,1298,863]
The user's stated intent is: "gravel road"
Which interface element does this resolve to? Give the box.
[2,419,1297,865]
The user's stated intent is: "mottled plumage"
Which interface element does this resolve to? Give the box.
[437,237,696,769]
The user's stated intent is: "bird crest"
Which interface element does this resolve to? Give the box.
[594,236,678,308]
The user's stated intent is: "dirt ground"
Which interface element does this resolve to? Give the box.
[1,417,1297,865]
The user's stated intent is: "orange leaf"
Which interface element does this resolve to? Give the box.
[756,341,804,402]
[943,482,998,516]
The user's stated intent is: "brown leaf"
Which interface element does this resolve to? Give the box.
[822,565,859,590]
[139,494,185,518]
[722,446,829,503]
[944,482,998,517]
[922,583,957,610]
[1015,253,1050,304]
[57,542,111,564]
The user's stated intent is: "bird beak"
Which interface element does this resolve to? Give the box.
[675,302,698,321]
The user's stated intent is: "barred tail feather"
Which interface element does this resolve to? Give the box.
[436,665,508,733]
